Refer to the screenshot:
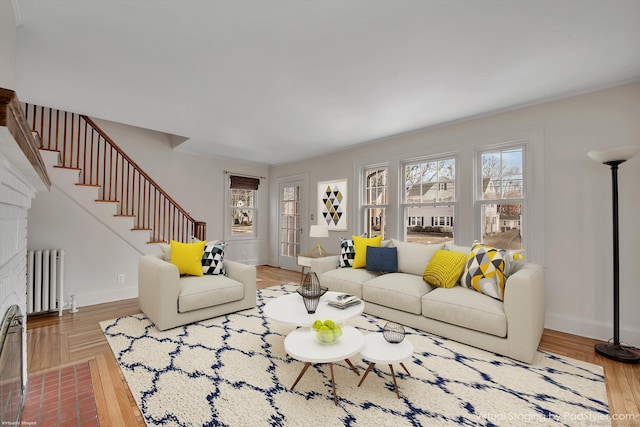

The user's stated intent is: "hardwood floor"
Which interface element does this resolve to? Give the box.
[26,266,640,426]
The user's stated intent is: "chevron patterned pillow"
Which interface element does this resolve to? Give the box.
[462,241,507,300]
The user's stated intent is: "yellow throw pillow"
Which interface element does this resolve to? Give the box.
[351,235,382,269]
[423,250,467,288]
[461,241,507,300]
[169,240,205,276]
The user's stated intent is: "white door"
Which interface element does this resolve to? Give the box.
[278,180,305,271]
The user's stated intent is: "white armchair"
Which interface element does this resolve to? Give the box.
[138,254,256,331]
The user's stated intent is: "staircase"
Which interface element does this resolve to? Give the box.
[25,104,206,254]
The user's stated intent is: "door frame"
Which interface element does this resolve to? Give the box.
[276,174,308,271]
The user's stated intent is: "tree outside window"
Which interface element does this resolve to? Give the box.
[478,147,524,250]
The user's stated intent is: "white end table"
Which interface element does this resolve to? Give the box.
[297,253,335,283]
[263,291,364,327]
[284,326,364,405]
[357,333,413,399]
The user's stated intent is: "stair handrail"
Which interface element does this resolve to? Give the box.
[0,88,51,189]
[24,103,206,243]
[80,116,198,227]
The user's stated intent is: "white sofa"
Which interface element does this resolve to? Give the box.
[138,254,256,331]
[311,241,545,364]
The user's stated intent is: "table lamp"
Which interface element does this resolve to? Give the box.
[309,225,329,256]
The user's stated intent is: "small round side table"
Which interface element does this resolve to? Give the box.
[357,333,413,399]
[284,326,364,405]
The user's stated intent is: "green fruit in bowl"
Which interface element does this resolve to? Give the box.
[316,325,335,344]
[311,320,323,331]
[332,324,343,339]
[323,319,335,329]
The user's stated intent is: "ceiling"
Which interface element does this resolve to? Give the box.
[13,0,640,166]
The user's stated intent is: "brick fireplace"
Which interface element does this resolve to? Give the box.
[0,88,50,423]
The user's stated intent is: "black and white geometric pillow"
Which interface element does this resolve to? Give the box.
[461,241,506,300]
[202,241,227,276]
[339,238,355,268]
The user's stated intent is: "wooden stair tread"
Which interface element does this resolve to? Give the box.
[31,104,207,247]
[54,165,81,171]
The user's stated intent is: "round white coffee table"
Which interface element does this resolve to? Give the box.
[357,333,413,399]
[284,326,364,405]
[263,291,364,327]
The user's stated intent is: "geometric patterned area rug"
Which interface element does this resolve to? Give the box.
[100,284,610,427]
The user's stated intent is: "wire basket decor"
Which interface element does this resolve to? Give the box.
[296,272,328,314]
[382,321,406,343]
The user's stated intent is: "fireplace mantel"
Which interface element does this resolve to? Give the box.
[0,88,50,422]
[0,87,50,191]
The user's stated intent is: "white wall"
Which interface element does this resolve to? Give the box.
[269,82,640,346]
[0,0,17,89]
[28,119,269,308]
[92,119,270,265]
[27,184,142,307]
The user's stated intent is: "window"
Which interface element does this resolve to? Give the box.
[229,175,259,238]
[409,216,424,227]
[477,146,524,250]
[402,157,456,244]
[280,184,301,257]
[362,167,387,238]
[432,216,453,227]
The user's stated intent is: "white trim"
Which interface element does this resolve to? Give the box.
[472,128,544,264]
[360,165,389,238]
[224,172,260,241]
[272,173,309,268]
[351,125,544,265]
[400,154,459,242]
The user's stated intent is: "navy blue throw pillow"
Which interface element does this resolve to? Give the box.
[366,246,398,273]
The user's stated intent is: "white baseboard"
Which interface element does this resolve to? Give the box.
[70,286,138,310]
[545,311,640,348]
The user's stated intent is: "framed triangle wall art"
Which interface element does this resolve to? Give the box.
[318,179,348,231]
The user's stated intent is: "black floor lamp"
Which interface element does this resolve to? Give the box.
[588,145,640,363]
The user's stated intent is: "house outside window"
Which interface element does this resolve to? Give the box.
[409,216,424,227]
[477,146,524,250]
[402,157,456,243]
[229,175,259,238]
[362,167,387,238]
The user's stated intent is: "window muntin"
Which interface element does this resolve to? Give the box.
[480,148,523,199]
[478,146,524,250]
[362,167,387,238]
[402,157,456,244]
[280,184,301,257]
[230,188,255,236]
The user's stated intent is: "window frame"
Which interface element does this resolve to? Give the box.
[400,154,458,243]
[352,128,542,263]
[360,165,389,238]
[475,142,527,250]
[225,174,260,241]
